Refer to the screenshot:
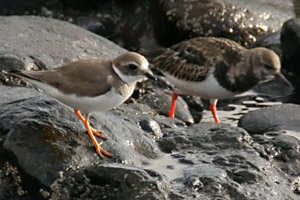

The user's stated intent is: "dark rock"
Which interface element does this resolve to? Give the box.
[63,0,103,11]
[279,18,300,105]
[0,0,294,52]
[0,0,62,15]
[140,87,194,124]
[139,119,163,138]
[281,18,300,77]
[151,0,294,47]
[0,15,125,80]
[238,103,300,134]
[238,104,300,179]
[157,123,299,199]
[0,86,161,188]
[48,164,182,200]
[71,0,159,50]
[1,13,300,200]
[74,16,112,37]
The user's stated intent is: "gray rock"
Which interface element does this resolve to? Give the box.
[238,103,300,134]
[238,104,300,185]
[1,14,300,200]
[140,86,194,124]
[0,15,125,76]
[0,85,161,188]
[49,164,183,200]
[157,123,299,199]
[0,0,61,15]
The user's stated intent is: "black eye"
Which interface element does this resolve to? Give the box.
[264,64,274,70]
[128,64,138,71]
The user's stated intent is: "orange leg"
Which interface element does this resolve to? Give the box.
[168,92,178,118]
[83,115,112,158]
[210,99,220,123]
[74,109,107,140]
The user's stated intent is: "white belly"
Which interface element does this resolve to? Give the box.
[163,72,236,99]
[54,88,133,114]
[28,79,134,114]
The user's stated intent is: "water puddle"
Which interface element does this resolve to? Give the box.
[144,154,187,180]
[201,98,282,126]
[284,130,300,141]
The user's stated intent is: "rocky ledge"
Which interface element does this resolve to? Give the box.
[0,16,299,200]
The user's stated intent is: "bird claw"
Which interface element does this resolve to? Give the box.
[91,128,107,140]
[95,143,112,158]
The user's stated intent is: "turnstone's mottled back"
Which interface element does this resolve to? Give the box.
[144,37,291,123]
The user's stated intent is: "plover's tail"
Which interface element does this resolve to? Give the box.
[3,70,41,82]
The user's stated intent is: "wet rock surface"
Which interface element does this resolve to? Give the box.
[0,0,295,50]
[152,0,294,47]
[238,104,300,196]
[48,164,178,200]
[0,8,299,200]
[157,123,299,199]
[0,15,125,76]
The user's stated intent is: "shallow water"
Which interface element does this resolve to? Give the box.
[201,97,282,126]
[144,154,187,180]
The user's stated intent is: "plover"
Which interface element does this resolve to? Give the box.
[144,37,291,123]
[4,52,155,158]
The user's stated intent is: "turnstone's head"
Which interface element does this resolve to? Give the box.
[112,52,156,83]
[249,47,281,83]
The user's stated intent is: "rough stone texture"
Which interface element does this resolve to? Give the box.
[0,14,299,200]
[0,85,161,185]
[238,104,300,195]
[0,0,294,50]
[238,103,300,134]
[152,0,294,47]
[158,123,300,199]
[48,164,180,200]
[0,15,125,74]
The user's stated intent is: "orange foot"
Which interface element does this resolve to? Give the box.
[168,92,178,118]
[74,109,112,158]
[74,109,107,140]
[90,127,107,140]
[84,116,112,158]
[95,141,112,158]
[209,100,220,124]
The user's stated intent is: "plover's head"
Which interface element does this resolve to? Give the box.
[112,52,156,84]
[249,47,283,83]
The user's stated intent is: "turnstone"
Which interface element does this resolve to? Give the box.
[4,52,155,158]
[144,37,291,123]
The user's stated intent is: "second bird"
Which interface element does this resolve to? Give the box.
[145,37,292,123]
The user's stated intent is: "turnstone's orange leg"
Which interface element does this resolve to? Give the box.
[168,92,179,118]
[74,109,107,140]
[83,115,112,158]
[210,99,220,123]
